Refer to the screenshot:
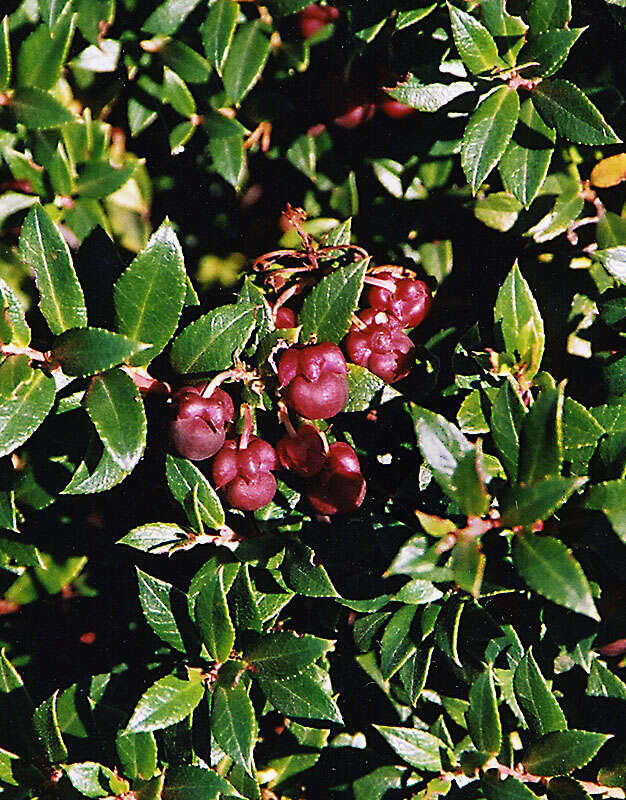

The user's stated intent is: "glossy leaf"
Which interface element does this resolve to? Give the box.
[520,29,584,78]
[85,369,146,471]
[522,729,611,776]
[51,327,148,377]
[222,21,271,104]
[114,221,187,366]
[513,532,599,620]
[162,766,240,800]
[76,161,137,199]
[19,204,87,335]
[137,569,194,652]
[514,650,567,735]
[229,564,263,633]
[462,87,520,193]
[201,0,238,74]
[115,730,158,781]
[118,523,189,554]
[33,691,67,763]
[211,682,257,775]
[448,4,499,75]
[17,3,75,91]
[467,669,502,753]
[282,541,339,598]
[491,381,526,481]
[399,647,433,705]
[244,631,334,677]
[482,772,543,799]
[299,259,367,344]
[11,87,74,128]
[527,0,572,32]
[165,455,225,530]
[532,79,620,145]
[0,356,56,459]
[258,665,343,723]
[143,0,201,35]
[209,135,246,190]
[517,386,563,484]
[583,480,626,543]
[380,605,417,680]
[195,567,235,663]
[170,302,258,373]
[126,673,204,733]
[0,17,10,91]
[387,75,474,112]
[65,762,124,798]
[373,725,444,772]
[163,67,196,116]
[587,659,626,700]
[591,247,626,284]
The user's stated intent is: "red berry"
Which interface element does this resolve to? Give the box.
[275,306,297,328]
[345,309,415,383]
[305,442,366,515]
[367,270,432,328]
[298,3,340,39]
[170,386,234,461]
[378,94,415,119]
[277,424,326,477]
[278,343,349,420]
[334,102,376,129]
[212,438,278,511]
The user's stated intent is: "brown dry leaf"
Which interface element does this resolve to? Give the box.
[590,153,626,187]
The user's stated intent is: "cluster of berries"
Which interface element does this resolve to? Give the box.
[169,264,431,517]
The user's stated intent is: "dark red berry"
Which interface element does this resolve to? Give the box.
[334,101,376,129]
[367,270,432,328]
[346,309,415,383]
[275,306,297,328]
[212,437,278,511]
[277,424,326,477]
[278,342,349,420]
[378,94,415,119]
[170,386,234,461]
[298,3,340,39]
[305,442,366,515]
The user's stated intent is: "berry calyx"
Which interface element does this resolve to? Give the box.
[212,437,278,511]
[305,442,366,515]
[298,3,340,39]
[367,270,432,328]
[275,306,297,328]
[277,424,326,477]
[278,342,349,420]
[345,309,416,383]
[169,386,234,461]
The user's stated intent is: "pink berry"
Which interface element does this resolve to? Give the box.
[278,343,349,420]
[212,438,278,511]
[169,386,234,461]
[305,442,366,515]
[345,309,415,383]
[277,424,326,477]
[298,4,340,39]
[367,270,432,328]
[275,306,297,328]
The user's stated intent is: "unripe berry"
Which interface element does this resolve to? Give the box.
[346,309,415,383]
[169,386,234,461]
[278,342,349,420]
[275,306,297,328]
[305,442,366,515]
[367,270,432,328]
[277,424,326,477]
[213,437,278,511]
[298,3,340,39]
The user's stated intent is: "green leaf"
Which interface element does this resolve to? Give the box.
[373,725,444,772]
[299,259,367,344]
[547,777,594,800]
[137,568,195,652]
[591,247,626,284]
[48,142,74,196]
[354,611,391,651]
[494,262,545,379]
[202,110,248,139]
[114,221,187,366]
[258,665,343,723]
[415,412,474,502]
[33,691,68,763]
[481,0,527,36]
[563,398,605,475]
[532,80,620,145]
[395,579,443,605]
[11,87,74,128]
[0,193,38,233]
[482,772,543,799]
[520,29,585,78]
[514,650,567,735]
[116,730,158,781]
[583,480,626,543]
[222,21,271,104]
[0,17,11,92]
[448,3,500,75]
[126,673,204,733]
[452,449,490,517]
[163,67,196,116]
[118,523,190,554]
[161,40,211,83]
[209,135,246,190]
[19,204,87,335]
[229,564,263,633]
[344,364,395,412]
[282,541,339,598]
[162,766,241,800]
[462,87,520,193]
[71,38,121,72]
[195,567,235,663]
[467,669,502,753]
[76,161,137,199]
[380,605,417,680]
[17,5,76,90]
[499,99,556,208]
[201,0,238,74]
[244,631,334,677]
[387,75,474,112]
[266,0,311,14]
[527,178,584,243]
[170,302,258,373]
[399,647,433,705]
[65,762,124,798]
[85,369,146,471]
[165,455,225,530]
[527,0,572,33]
[513,532,599,620]
[474,191,522,232]
[522,730,611,776]
[451,535,486,597]
[0,356,56,459]
[63,435,130,495]
[517,386,563,484]
[211,682,257,775]
[491,381,526,481]
[587,659,626,701]
[143,0,202,35]
[51,327,148,377]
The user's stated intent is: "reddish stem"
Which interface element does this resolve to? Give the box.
[239,404,254,450]
[278,401,297,438]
